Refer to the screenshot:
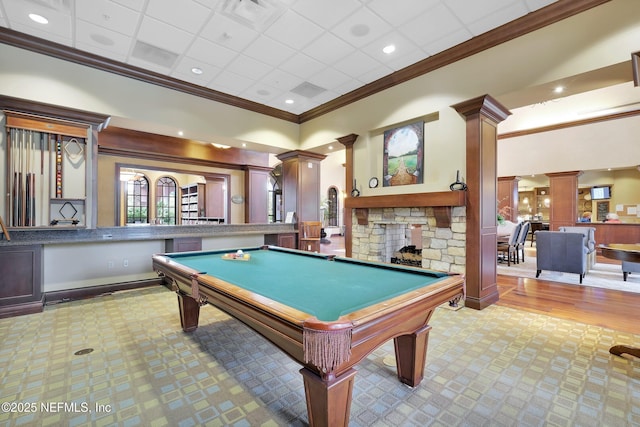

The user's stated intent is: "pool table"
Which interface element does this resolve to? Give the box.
[152,245,464,427]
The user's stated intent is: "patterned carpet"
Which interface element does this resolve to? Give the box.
[0,286,638,427]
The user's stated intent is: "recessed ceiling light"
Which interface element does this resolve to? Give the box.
[191,67,203,75]
[178,131,184,136]
[328,145,333,150]
[29,13,48,24]
[554,86,564,94]
[242,143,247,147]
[383,44,396,54]
[285,99,294,104]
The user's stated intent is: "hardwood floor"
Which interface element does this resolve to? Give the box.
[321,236,640,335]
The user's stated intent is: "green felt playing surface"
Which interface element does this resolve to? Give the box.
[168,248,448,321]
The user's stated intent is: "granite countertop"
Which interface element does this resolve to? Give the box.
[0,223,297,246]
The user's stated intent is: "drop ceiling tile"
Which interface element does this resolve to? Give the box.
[279,52,324,80]
[225,54,273,81]
[386,47,430,72]
[359,31,420,65]
[2,0,73,39]
[307,67,351,91]
[75,20,132,56]
[187,37,237,69]
[466,2,529,36]
[399,3,462,45]
[199,13,259,51]
[242,35,296,67]
[422,27,472,56]
[261,68,304,91]
[208,69,255,95]
[367,0,440,26]
[444,0,517,25]
[111,0,146,12]
[291,0,360,29]
[172,56,221,85]
[333,79,365,96]
[333,50,382,79]
[240,81,283,103]
[357,63,394,84]
[75,41,127,63]
[303,31,357,66]
[194,0,223,8]
[137,15,195,54]
[75,0,141,37]
[525,0,557,11]
[330,7,392,48]
[264,9,324,50]
[145,0,212,34]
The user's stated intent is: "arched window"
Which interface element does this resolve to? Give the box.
[125,175,149,224]
[155,177,177,225]
[327,187,338,227]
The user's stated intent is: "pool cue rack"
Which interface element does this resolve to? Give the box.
[4,112,89,228]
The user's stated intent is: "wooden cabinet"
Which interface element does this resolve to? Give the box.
[180,182,225,224]
[534,187,550,220]
[165,237,202,252]
[0,245,43,318]
[264,233,297,249]
[299,221,321,253]
[180,183,205,224]
[4,113,91,228]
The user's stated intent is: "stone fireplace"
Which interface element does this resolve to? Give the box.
[351,206,466,274]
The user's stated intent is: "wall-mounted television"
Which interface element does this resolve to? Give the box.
[590,186,611,200]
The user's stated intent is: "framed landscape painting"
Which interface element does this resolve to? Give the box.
[383,121,424,187]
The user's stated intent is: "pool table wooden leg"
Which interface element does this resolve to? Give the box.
[393,324,432,387]
[177,292,200,332]
[300,367,356,427]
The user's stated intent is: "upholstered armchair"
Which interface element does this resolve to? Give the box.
[535,231,588,283]
[558,226,596,270]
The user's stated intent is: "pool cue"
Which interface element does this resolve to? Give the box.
[26,131,30,226]
[8,128,15,226]
[18,130,24,226]
[28,131,35,226]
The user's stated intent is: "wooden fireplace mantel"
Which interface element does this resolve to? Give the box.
[344,190,466,227]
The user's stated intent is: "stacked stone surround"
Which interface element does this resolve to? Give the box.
[351,206,466,274]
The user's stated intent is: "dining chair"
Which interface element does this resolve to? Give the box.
[497,222,522,266]
[516,221,530,263]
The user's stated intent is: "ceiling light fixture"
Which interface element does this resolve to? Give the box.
[554,86,564,94]
[383,44,396,54]
[285,99,294,104]
[191,67,203,75]
[29,13,48,24]
[178,131,184,136]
